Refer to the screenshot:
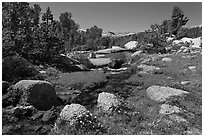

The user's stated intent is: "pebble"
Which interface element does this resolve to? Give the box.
[161,57,172,62]
[188,66,196,71]
[180,81,191,85]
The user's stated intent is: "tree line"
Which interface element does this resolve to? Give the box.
[2,2,201,64]
[2,2,104,64]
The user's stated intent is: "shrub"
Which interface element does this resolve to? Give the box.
[2,55,44,83]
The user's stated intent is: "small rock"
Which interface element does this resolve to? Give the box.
[167,77,173,80]
[39,65,44,68]
[188,66,196,71]
[140,58,151,64]
[131,50,143,57]
[13,105,36,119]
[181,55,188,58]
[39,70,46,74]
[183,48,190,53]
[31,111,44,120]
[42,107,57,123]
[179,46,186,50]
[176,49,183,54]
[180,81,191,85]
[146,86,189,102]
[161,57,172,62]
[138,64,160,74]
[33,125,43,132]
[137,86,143,90]
[159,104,181,115]
[184,127,202,135]
[169,114,188,123]
[108,59,124,69]
[97,92,120,113]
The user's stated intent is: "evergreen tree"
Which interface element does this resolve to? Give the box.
[170,6,189,36]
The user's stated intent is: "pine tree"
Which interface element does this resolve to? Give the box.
[170,6,189,36]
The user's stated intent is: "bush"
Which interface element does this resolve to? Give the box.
[2,55,44,83]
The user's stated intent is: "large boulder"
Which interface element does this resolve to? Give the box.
[181,37,202,48]
[59,104,89,125]
[3,80,61,110]
[53,104,101,134]
[124,41,138,50]
[146,86,189,102]
[97,92,120,113]
[89,58,111,67]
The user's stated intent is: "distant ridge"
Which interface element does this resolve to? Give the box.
[78,25,202,38]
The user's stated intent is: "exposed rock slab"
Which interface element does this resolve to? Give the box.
[146,86,189,102]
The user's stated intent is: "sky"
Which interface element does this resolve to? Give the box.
[29,2,202,33]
